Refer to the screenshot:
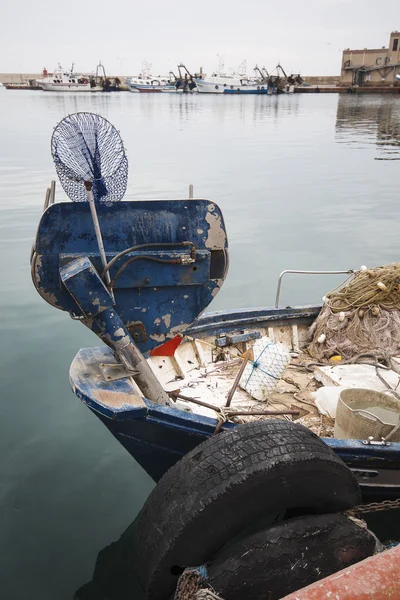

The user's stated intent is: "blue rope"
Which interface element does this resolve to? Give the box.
[197,564,208,581]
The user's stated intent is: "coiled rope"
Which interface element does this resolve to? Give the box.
[308,264,400,361]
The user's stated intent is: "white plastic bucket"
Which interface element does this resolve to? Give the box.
[334,388,400,442]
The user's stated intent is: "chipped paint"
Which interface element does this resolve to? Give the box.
[94,388,146,409]
[166,323,190,338]
[205,210,226,250]
[114,327,127,340]
[154,317,161,325]
[150,333,166,342]
[197,228,203,234]
[162,314,172,328]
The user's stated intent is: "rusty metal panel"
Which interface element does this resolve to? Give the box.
[281,544,400,600]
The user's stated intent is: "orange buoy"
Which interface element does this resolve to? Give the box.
[280,544,400,600]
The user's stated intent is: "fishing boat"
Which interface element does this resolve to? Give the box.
[127,64,197,93]
[197,79,273,94]
[37,62,116,92]
[126,59,173,93]
[3,79,41,90]
[126,76,176,93]
[31,113,400,500]
[195,64,298,94]
[194,57,256,93]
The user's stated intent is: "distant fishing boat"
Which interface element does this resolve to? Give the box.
[126,76,176,93]
[127,64,197,93]
[195,78,263,93]
[194,57,256,94]
[3,80,41,90]
[37,62,118,92]
[196,63,302,94]
[126,60,172,93]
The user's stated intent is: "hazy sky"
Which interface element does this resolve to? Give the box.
[1,0,399,76]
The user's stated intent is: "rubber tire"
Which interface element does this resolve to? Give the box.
[134,420,361,600]
[207,513,379,600]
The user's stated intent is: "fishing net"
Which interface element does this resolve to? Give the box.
[51,112,128,203]
[308,264,400,361]
[239,338,291,401]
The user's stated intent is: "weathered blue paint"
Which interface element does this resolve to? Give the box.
[32,199,228,353]
[60,256,114,317]
[59,256,145,370]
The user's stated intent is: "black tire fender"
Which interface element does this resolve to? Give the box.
[207,513,380,600]
[134,420,361,600]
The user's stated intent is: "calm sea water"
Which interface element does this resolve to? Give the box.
[0,88,400,599]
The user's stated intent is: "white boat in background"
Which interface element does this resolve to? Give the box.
[126,75,176,93]
[38,63,107,92]
[194,57,254,94]
[196,63,300,95]
[126,60,171,92]
[127,63,197,93]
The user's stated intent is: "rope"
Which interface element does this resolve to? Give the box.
[174,566,226,600]
[325,264,400,312]
[195,591,225,599]
[308,264,400,361]
[174,566,209,600]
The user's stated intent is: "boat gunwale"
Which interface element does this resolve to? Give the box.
[185,304,321,335]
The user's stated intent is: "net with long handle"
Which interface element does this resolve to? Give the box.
[51,112,128,203]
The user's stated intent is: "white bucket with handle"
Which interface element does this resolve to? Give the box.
[334,388,400,442]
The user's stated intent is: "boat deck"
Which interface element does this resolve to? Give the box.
[164,354,333,436]
[147,322,334,437]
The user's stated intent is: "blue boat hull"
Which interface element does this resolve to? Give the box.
[92,394,400,487]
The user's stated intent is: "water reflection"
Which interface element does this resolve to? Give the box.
[336,95,400,159]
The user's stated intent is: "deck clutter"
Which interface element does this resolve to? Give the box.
[31,113,400,599]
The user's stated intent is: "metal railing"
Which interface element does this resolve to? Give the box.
[275,269,355,308]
